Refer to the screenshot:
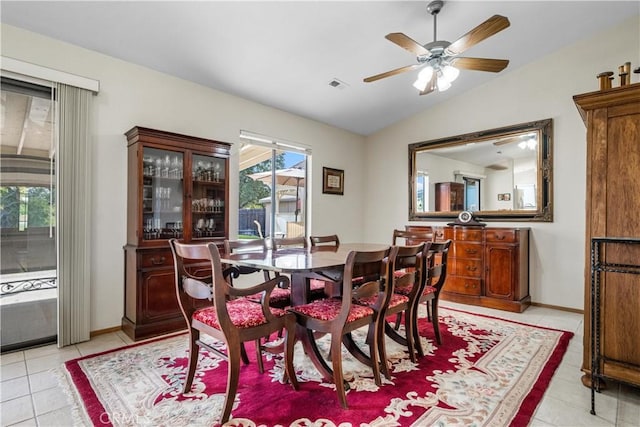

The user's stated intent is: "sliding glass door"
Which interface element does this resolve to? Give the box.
[238,141,307,240]
[1,78,58,351]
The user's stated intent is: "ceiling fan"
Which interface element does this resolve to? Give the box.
[363,0,510,95]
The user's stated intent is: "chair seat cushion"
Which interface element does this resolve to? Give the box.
[309,279,326,291]
[247,287,291,305]
[192,298,286,329]
[289,298,374,322]
[393,270,407,278]
[394,284,416,296]
[356,293,409,309]
[422,285,437,295]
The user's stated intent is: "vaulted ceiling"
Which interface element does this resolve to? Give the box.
[1,1,638,136]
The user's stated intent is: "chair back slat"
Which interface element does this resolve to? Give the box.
[425,240,451,293]
[224,238,271,281]
[272,236,308,249]
[392,229,434,245]
[310,234,340,247]
[391,243,427,299]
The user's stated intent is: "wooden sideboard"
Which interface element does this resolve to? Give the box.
[406,225,530,312]
[574,83,640,388]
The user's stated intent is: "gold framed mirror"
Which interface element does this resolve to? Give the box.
[409,118,553,221]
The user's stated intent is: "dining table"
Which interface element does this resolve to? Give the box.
[220,242,391,381]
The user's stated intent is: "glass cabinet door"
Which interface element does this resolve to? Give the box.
[142,147,184,241]
[191,154,225,240]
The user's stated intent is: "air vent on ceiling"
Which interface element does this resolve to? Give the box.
[328,78,349,89]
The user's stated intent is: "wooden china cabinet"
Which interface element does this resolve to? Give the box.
[574,83,640,388]
[122,127,230,341]
[435,182,465,211]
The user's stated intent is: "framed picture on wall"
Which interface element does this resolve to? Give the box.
[323,167,344,195]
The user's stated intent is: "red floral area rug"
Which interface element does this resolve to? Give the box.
[57,307,573,426]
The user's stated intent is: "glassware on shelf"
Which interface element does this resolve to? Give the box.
[213,162,221,182]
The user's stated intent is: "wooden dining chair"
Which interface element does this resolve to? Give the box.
[376,242,427,368]
[414,240,451,354]
[288,246,398,408]
[272,236,326,300]
[169,239,299,425]
[272,236,308,249]
[392,229,434,245]
[309,234,340,247]
[224,238,291,308]
[308,234,344,296]
[391,229,435,324]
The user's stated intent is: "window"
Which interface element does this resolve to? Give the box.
[416,171,429,213]
[463,177,481,211]
[238,132,309,239]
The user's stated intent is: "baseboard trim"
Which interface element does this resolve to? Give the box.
[530,302,583,314]
[90,326,122,338]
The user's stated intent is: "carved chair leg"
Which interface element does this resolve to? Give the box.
[431,299,442,345]
[404,308,417,363]
[255,339,265,374]
[376,317,392,380]
[368,324,382,386]
[393,312,402,331]
[331,334,348,409]
[183,329,200,393]
[413,302,425,358]
[240,342,250,365]
[221,344,242,425]
[283,317,299,390]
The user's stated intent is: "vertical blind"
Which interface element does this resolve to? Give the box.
[56,83,92,346]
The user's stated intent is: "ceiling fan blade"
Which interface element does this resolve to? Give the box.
[446,15,510,56]
[451,57,509,72]
[385,33,430,56]
[420,73,437,96]
[363,64,421,83]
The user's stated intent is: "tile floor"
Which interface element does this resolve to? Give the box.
[1,302,639,426]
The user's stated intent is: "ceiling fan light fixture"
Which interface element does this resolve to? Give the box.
[412,65,434,91]
[436,73,452,91]
[442,64,460,82]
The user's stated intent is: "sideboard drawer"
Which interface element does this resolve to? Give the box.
[445,277,482,296]
[454,259,483,277]
[140,249,173,269]
[453,228,483,242]
[452,242,483,259]
[486,229,518,243]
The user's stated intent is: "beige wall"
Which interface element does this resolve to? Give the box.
[364,16,640,310]
[1,24,366,332]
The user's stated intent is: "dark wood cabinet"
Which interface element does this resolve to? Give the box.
[574,83,640,388]
[435,182,464,212]
[122,127,230,341]
[406,225,530,312]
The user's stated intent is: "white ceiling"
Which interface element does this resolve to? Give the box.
[1,1,638,136]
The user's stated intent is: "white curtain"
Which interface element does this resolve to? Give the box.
[56,83,92,347]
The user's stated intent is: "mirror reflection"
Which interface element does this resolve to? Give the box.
[409,119,553,221]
